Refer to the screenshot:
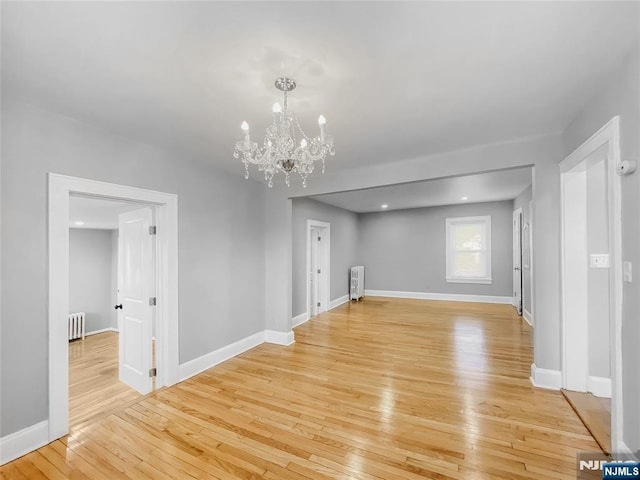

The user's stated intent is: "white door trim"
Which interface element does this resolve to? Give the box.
[306,219,330,318]
[561,167,589,391]
[559,116,623,452]
[48,173,179,442]
[527,198,534,326]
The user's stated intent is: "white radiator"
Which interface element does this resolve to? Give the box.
[68,312,86,341]
[350,266,365,301]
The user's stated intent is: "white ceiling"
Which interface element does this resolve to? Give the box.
[309,167,532,213]
[2,2,638,182]
[69,196,145,230]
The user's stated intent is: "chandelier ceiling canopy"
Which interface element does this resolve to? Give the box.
[234,77,335,188]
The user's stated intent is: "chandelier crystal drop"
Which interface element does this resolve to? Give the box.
[233,77,335,188]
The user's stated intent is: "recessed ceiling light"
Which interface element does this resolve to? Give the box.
[381,204,389,209]
[74,221,85,226]
[460,196,468,201]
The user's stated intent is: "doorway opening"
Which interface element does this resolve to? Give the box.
[513,207,523,316]
[559,117,622,454]
[67,196,158,430]
[48,173,179,443]
[306,219,330,318]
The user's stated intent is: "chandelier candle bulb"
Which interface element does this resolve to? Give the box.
[272,103,282,126]
[318,115,326,143]
[240,121,250,148]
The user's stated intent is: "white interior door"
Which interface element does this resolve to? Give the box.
[309,228,320,317]
[316,229,325,313]
[513,209,523,315]
[117,207,154,394]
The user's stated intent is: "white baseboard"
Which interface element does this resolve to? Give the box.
[293,295,349,329]
[264,330,295,346]
[364,289,512,305]
[616,440,639,461]
[329,294,349,310]
[179,331,264,381]
[530,363,562,390]
[587,376,612,398]
[292,312,309,328]
[523,309,533,326]
[0,420,49,465]
[84,327,119,337]
[180,329,295,382]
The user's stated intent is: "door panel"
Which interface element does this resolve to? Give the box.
[310,228,319,317]
[513,210,523,315]
[118,207,154,394]
[315,229,323,314]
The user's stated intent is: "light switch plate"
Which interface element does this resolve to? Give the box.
[589,254,610,268]
[623,261,632,282]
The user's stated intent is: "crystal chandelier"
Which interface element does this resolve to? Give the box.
[234,77,335,188]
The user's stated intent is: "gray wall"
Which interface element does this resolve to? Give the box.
[359,200,513,296]
[563,46,640,452]
[69,228,116,333]
[531,136,565,375]
[0,94,266,437]
[513,185,533,316]
[291,198,359,317]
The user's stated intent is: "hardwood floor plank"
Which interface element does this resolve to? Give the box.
[0,462,29,480]
[23,452,68,480]
[561,388,612,454]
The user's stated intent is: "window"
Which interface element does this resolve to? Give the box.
[445,216,492,284]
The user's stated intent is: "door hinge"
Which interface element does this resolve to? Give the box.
[149,368,157,378]
[149,226,157,235]
[149,297,157,306]
[317,302,321,307]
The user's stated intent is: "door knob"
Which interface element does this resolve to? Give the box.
[114,304,123,310]
[514,267,521,271]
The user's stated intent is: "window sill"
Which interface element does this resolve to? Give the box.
[446,277,493,285]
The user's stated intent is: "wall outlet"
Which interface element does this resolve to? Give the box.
[589,254,610,268]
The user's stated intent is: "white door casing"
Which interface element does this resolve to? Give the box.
[306,220,330,319]
[48,173,179,442]
[118,208,154,394]
[513,208,523,315]
[527,199,534,325]
[309,228,319,317]
[562,168,589,392]
[559,117,623,452]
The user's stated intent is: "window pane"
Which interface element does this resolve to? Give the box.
[453,224,484,250]
[452,252,486,277]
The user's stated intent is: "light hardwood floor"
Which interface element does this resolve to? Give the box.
[1,298,599,479]
[561,389,611,455]
[68,331,142,432]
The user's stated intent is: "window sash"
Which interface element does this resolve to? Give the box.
[445,216,492,284]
